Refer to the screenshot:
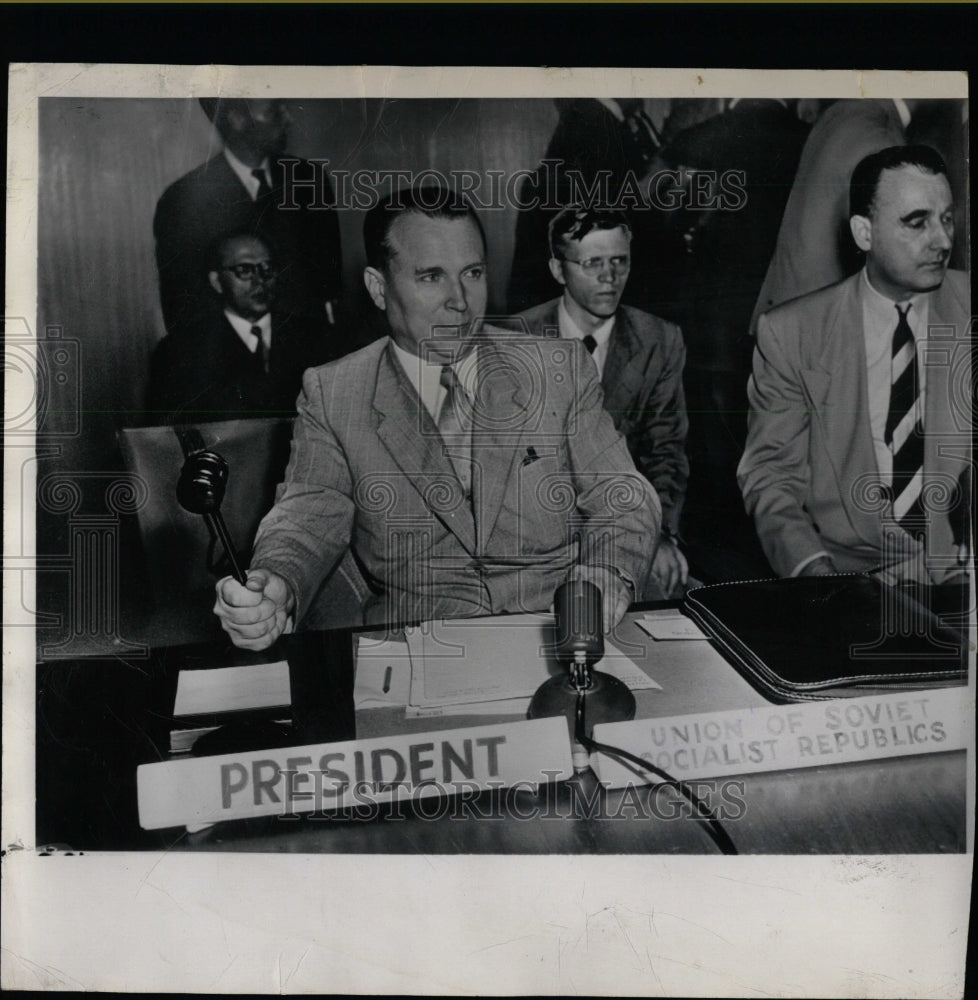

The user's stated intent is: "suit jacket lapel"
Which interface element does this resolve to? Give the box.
[208,154,254,208]
[924,278,969,427]
[535,301,561,338]
[602,310,648,421]
[221,315,263,376]
[372,343,477,553]
[922,278,967,491]
[808,274,882,548]
[471,340,532,548]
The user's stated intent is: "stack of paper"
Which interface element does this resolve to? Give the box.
[402,613,659,718]
[170,661,291,753]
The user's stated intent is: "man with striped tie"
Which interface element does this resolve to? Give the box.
[738,145,970,599]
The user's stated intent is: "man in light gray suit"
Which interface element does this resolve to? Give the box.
[739,146,970,596]
[518,207,689,598]
[215,187,659,648]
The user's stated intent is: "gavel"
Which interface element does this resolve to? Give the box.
[176,449,247,585]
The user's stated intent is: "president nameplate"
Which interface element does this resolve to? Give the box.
[137,717,574,830]
[592,688,971,788]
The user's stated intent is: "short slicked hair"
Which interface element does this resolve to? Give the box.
[548,206,632,259]
[204,230,273,274]
[363,185,486,272]
[849,144,949,219]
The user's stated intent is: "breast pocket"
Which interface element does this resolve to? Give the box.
[507,446,575,553]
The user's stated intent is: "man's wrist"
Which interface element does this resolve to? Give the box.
[571,563,634,598]
[798,555,837,577]
[791,550,834,577]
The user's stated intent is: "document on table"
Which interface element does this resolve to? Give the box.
[354,635,412,708]
[173,661,291,717]
[404,613,659,716]
[636,611,710,641]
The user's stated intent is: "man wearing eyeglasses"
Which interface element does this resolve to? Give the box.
[147,232,333,423]
[153,98,343,342]
[518,207,690,598]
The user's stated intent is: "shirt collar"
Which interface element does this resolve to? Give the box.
[860,267,927,339]
[224,308,271,352]
[892,98,912,130]
[390,338,480,417]
[223,146,271,200]
[558,296,616,347]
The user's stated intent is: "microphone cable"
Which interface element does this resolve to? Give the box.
[573,690,739,855]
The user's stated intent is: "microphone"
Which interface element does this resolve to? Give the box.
[177,450,248,585]
[528,579,635,771]
[553,579,605,688]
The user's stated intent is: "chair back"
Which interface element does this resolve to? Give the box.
[118,418,368,629]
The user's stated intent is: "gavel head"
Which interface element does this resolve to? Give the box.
[177,450,230,515]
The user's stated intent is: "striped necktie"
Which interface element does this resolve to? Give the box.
[884,303,925,539]
[437,364,472,499]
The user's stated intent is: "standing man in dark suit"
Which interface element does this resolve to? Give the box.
[148,232,333,423]
[518,207,689,598]
[739,146,970,604]
[153,98,344,346]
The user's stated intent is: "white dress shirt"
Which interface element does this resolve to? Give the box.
[557,297,615,379]
[224,309,272,356]
[223,146,272,201]
[390,339,480,422]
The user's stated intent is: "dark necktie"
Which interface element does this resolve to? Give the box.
[582,334,598,355]
[437,364,472,499]
[885,303,925,539]
[251,168,273,201]
[252,325,270,373]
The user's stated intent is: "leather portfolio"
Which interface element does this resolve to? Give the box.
[682,575,969,703]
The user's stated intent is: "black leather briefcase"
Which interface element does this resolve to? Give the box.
[682,575,969,703]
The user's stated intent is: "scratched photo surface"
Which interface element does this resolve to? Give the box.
[20,79,972,855]
[3,62,973,998]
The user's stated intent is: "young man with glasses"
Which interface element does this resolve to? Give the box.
[147,232,334,424]
[518,207,690,598]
